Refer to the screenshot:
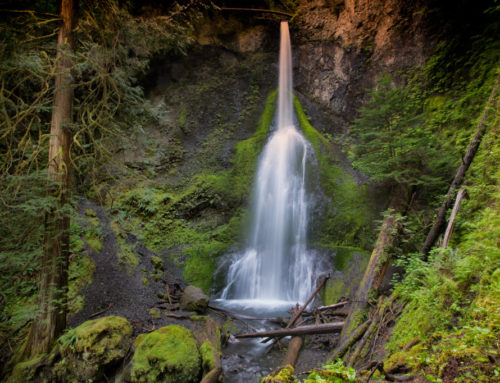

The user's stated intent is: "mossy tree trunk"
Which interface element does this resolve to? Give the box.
[23,0,76,358]
[338,187,409,347]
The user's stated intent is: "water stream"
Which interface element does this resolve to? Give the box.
[214,21,322,382]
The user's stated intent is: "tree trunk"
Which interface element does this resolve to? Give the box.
[236,322,344,339]
[23,0,76,358]
[421,75,499,256]
[441,189,467,248]
[339,188,409,345]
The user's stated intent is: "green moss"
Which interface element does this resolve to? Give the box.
[190,315,206,322]
[149,308,160,319]
[261,366,296,383]
[322,249,370,305]
[182,240,227,293]
[345,308,368,339]
[199,341,217,373]
[64,316,132,354]
[330,246,361,271]
[85,231,103,253]
[222,318,237,338]
[294,97,375,250]
[85,208,100,227]
[120,242,140,269]
[131,325,201,383]
[7,354,46,383]
[68,253,95,315]
[111,218,141,269]
[324,280,344,305]
[151,255,164,270]
[226,90,277,204]
[53,316,132,382]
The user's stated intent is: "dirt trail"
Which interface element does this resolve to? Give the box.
[68,200,184,334]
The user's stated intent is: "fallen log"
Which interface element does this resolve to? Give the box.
[347,296,385,366]
[219,7,294,17]
[88,303,112,319]
[303,309,348,317]
[283,337,303,367]
[365,361,415,382]
[441,189,467,248]
[340,188,411,344]
[331,320,369,360]
[283,307,305,368]
[287,275,330,329]
[237,322,344,339]
[315,301,349,312]
[262,275,330,344]
[200,367,222,383]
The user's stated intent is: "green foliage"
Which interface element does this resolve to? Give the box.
[304,360,356,383]
[386,127,499,381]
[261,366,297,383]
[349,74,451,191]
[85,227,103,253]
[0,1,206,368]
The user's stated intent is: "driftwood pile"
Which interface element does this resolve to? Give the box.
[214,276,350,369]
[209,275,411,381]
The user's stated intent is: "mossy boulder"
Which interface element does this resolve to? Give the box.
[180,285,209,313]
[131,325,201,383]
[54,315,132,382]
[199,341,217,372]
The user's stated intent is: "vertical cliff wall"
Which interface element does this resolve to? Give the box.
[293,0,434,132]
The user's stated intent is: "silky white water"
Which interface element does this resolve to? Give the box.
[219,21,316,306]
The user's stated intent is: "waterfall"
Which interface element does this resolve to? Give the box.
[220,21,316,304]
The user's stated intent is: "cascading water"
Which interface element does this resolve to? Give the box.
[220,21,316,306]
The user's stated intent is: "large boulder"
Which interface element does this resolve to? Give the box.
[180,285,209,313]
[130,325,201,383]
[54,315,132,382]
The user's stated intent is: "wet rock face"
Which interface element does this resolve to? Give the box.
[189,1,434,134]
[294,0,433,131]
